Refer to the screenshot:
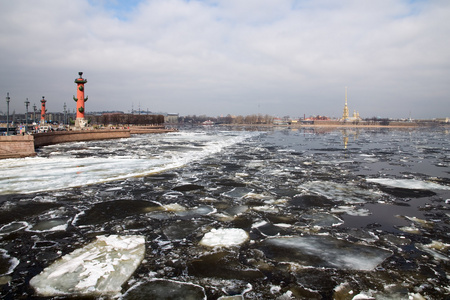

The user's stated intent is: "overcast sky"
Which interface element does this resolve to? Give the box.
[0,0,449,119]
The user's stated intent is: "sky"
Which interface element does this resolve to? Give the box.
[0,0,449,119]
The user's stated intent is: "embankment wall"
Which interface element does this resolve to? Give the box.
[33,129,131,147]
[0,135,36,159]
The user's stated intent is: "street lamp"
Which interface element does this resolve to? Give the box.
[5,92,10,136]
[33,103,37,125]
[63,102,67,126]
[25,98,30,133]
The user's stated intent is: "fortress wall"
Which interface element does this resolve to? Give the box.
[33,129,131,147]
[0,135,36,159]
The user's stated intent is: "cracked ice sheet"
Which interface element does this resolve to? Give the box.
[366,178,450,190]
[30,235,145,297]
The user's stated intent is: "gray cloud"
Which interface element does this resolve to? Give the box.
[0,0,449,119]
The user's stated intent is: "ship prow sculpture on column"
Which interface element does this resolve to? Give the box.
[74,72,88,129]
[40,96,47,126]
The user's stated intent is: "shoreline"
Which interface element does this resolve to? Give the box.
[0,127,177,159]
[221,123,449,129]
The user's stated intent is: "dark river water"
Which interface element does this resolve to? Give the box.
[0,126,449,299]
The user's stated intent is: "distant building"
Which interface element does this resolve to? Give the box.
[273,117,289,125]
[341,87,361,122]
[434,118,449,123]
[165,113,179,124]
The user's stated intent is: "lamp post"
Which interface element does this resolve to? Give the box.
[5,93,10,136]
[63,102,67,126]
[33,104,36,125]
[25,98,30,133]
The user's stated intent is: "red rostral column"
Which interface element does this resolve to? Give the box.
[40,96,46,125]
[73,72,88,128]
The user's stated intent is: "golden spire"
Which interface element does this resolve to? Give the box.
[342,87,349,120]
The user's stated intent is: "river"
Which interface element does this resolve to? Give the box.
[0,126,449,299]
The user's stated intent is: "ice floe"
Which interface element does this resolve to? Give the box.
[367,178,450,190]
[27,218,70,232]
[0,249,19,276]
[260,235,392,270]
[199,228,249,247]
[299,181,382,204]
[0,221,28,235]
[416,241,450,261]
[122,279,206,299]
[30,235,145,297]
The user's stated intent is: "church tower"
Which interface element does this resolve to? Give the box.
[342,87,349,121]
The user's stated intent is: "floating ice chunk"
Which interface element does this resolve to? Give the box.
[352,292,375,299]
[0,249,19,276]
[398,225,421,234]
[30,235,145,297]
[367,178,450,190]
[331,206,371,217]
[236,172,249,178]
[402,216,433,228]
[0,221,28,235]
[162,203,186,212]
[252,205,279,213]
[123,279,206,299]
[27,218,70,232]
[223,187,253,199]
[252,221,268,228]
[303,212,344,227]
[175,206,216,217]
[260,235,391,271]
[199,228,249,247]
[299,181,381,204]
[416,241,450,261]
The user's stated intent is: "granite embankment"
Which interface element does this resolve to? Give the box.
[33,129,131,147]
[0,127,176,159]
[0,135,36,159]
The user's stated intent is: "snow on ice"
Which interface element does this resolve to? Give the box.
[367,178,450,190]
[200,228,249,247]
[30,235,145,297]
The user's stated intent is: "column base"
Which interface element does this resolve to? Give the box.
[75,118,88,129]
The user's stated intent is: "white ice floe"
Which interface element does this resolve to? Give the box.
[199,228,249,247]
[367,178,450,190]
[162,203,186,212]
[30,235,145,297]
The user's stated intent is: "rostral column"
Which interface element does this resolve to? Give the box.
[73,72,88,128]
[40,96,47,125]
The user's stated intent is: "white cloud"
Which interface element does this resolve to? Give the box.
[0,0,449,118]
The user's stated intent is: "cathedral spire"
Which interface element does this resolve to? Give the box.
[342,87,349,120]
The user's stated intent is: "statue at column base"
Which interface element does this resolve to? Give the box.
[75,118,88,129]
